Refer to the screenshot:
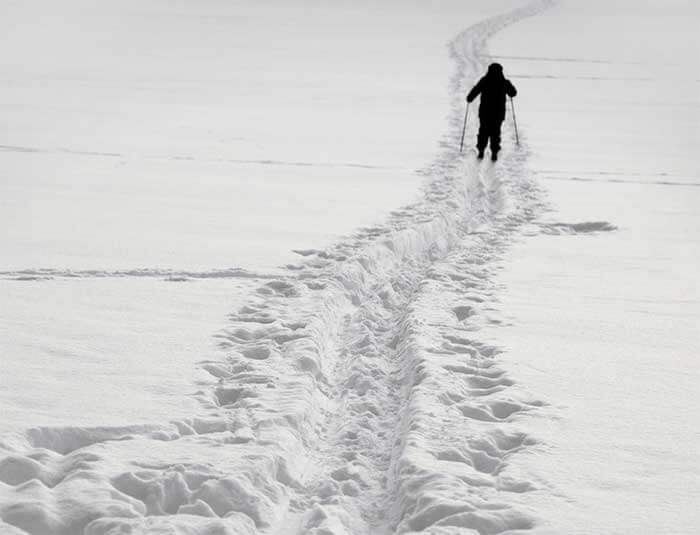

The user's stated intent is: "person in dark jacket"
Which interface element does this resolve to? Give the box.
[466,63,517,161]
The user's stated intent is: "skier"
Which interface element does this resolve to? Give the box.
[466,63,517,161]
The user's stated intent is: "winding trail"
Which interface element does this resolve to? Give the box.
[0,2,554,534]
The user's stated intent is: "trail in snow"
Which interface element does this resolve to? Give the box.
[0,2,555,534]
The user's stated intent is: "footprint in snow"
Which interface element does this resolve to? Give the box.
[453,305,474,321]
[540,221,617,235]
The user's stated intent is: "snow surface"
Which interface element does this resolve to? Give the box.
[1,0,698,534]
[1,0,520,436]
[483,1,700,532]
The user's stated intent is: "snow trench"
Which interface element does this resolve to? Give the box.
[0,2,554,534]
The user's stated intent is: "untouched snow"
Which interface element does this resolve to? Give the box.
[0,278,259,434]
[1,0,698,534]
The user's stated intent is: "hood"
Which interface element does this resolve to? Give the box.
[486,62,504,79]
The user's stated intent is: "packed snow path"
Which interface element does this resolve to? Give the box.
[0,2,555,534]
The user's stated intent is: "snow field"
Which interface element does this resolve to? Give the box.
[0,2,557,533]
[0,0,523,437]
[0,276,262,434]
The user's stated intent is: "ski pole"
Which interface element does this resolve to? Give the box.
[510,96,520,146]
[459,102,469,153]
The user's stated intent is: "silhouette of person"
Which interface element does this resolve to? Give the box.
[466,63,517,161]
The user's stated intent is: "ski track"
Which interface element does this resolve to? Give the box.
[0,2,555,534]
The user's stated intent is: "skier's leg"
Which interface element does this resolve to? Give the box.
[490,120,503,160]
[476,119,488,158]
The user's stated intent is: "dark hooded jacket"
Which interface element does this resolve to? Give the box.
[466,63,517,122]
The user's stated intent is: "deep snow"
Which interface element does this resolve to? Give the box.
[1,0,698,534]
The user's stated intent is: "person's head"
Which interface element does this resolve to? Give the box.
[487,62,504,78]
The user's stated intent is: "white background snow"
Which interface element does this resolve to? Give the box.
[1,0,698,534]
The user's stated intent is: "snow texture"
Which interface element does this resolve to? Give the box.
[0,2,557,533]
[4,0,697,533]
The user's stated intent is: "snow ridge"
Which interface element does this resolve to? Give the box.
[0,2,553,534]
[0,267,277,282]
[0,143,400,171]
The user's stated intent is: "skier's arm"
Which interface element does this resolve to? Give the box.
[466,79,483,102]
[505,80,517,98]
